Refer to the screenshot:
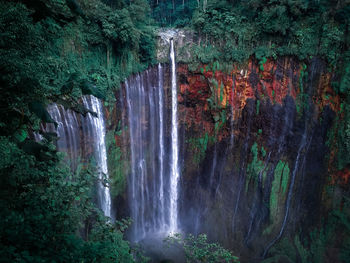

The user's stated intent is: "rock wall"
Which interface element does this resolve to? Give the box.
[106,53,346,261]
[175,57,340,262]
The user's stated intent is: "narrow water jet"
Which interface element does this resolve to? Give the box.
[262,122,312,258]
[169,38,180,233]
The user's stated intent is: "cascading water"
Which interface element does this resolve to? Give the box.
[126,67,169,241]
[42,96,112,218]
[46,104,80,170]
[119,46,333,261]
[126,39,180,241]
[169,38,180,233]
[158,63,166,228]
[82,95,111,218]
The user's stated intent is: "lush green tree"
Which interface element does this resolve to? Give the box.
[148,0,198,27]
[165,233,239,263]
[0,136,135,262]
[189,0,349,65]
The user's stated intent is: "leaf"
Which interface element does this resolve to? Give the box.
[13,128,27,142]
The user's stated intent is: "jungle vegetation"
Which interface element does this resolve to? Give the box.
[0,0,155,261]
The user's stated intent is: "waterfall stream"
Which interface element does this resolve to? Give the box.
[158,63,166,229]
[126,68,169,241]
[169,38,180,233]
[46,104,80,170]
[126,39,180,241]
[42,96,111,218]
[82,95,111,218]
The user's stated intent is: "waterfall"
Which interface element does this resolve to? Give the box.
[125,39,180,241]
[42,97,111,218]
[169,38,180,233]
[46,104,80,169]
[83,95,111,218]
[126,68,168,240]
[158,63,166,228]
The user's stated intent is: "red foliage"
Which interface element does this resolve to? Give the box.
[176,58,336,141]
[330,168,350,186]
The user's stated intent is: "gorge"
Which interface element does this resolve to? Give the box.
[39,36,343,262]
[115,42,345,262]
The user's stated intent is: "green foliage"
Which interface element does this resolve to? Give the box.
[340,237,350,262]
[257,4,291,35]
[329,53,350,170]
[246,142,267,192]
[269,161,289,223]
[149,0,198,27]
[256,99,260,115]
[295,63,310,116]
[214,110,226,133]
[294,235,309,263]
[327,92,350,171]
[188,0,348,65]
[319,20,344,66]
[0,137,134,262]
[0,0,156,261]
[165,233,239,263]
[0,0,156,119]
[263,195,350,263]
[192,45,221,64]
[261,237,296,263]
[264,227,337,263]
[188,133,210,165]
[339,54,350,94]
[105,130,128,196]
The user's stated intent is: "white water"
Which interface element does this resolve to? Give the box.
[169,39,180,233]
[126,71,167,240]
[42,99,111,218]
[125,41,180,241]
[83,95,111,218]
[158,64,166,228]
[46,104,80,169]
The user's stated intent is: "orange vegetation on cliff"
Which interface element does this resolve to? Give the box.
[178,58,337,117]
[177,58,338,139]
[178,59,300,118]
[330,168,350,186]
[314,73,340,113]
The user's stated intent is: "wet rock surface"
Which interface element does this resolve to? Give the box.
[109,56,343,262]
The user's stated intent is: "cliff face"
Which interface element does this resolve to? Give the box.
[173,57,341,261]
[177,58,339,138]
[106,53,348,261]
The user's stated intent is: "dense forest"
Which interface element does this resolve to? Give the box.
[0,0,153,261]
[0,0,349,262]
